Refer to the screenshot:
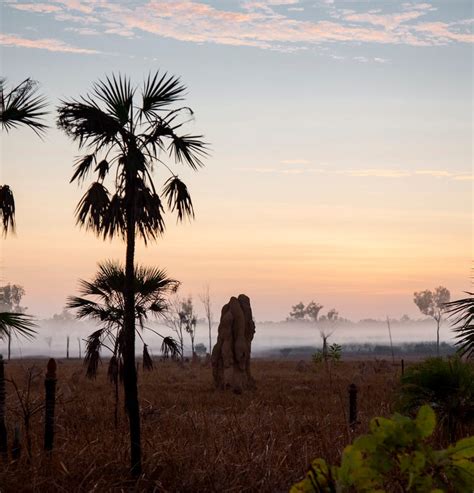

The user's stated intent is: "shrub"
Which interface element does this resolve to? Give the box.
[397,357,474,441]
[291,405,474,492]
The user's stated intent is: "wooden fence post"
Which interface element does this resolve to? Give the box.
[44,358,57,452]
[348,383,358,431]
[401,359,405,376]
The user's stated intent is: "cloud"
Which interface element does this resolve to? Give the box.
[340,169,411,178]
[0,33,100,54]
[64,27,100,36]
[280,159,311,165]
[8,2,62,13]
[3,0,473,53]
[414,170,452,178]
[451,174,474,181]
[238,165,471,181]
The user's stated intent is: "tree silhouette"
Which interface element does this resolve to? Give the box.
[57,72,207,476]
[414,286,450,357]
[67,261,181,377]
[0,78,48,235]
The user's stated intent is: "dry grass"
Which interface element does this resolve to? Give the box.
[0,358,420,491]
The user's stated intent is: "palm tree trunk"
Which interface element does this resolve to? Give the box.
[123,171,141,477]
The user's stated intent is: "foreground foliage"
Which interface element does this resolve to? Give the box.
[397,357,474,442]
[292,405,474,492]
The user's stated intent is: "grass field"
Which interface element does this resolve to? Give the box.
[0,358,448,492]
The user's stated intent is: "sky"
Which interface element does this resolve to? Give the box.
[0,0,472,322]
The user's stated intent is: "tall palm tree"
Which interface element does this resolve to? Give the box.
[444,292,474,359]
[57,72,207,475]
[0,78,48,234]
[67,260,181,377]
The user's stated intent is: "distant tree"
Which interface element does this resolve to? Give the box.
[289,302,306,320]
[306,301,324,323]
[199,285,213,354]
[327,308,338,321]
[444,292,474,359]
[280,347,293,358]
[414,286,451,356]
[0,284,26,313]
[179,298,197,355]
[1,78,48,235]
[194,343,207,356]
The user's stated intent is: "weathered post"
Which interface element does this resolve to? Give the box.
[348,383,358,431]
[44,358,57,452]
[11,424,21,461]
[0,355,7,461]
[66,336,70,359]
[401,359,405,376]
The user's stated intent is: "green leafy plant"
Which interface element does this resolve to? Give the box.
[397,357,474,442]
[312,343,342,366]
[328,343,342,361]
[291,405,474,492]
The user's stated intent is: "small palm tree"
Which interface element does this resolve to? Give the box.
[0,78,48,234]
[397,357,474,442]
[58,72,207,475]
[0,312,36,341]
[444,292,474,358]
[67,260,181,377]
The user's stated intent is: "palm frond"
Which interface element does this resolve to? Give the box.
[162,176,194,222]
[102,193,126,240]
[0,312,36,341]
[1,78,48,135]
[71,154,95,184]
[0,184,15,235]
[445,293,474,359]
[107,355,120,384]
[135,182,165,242]
[84,329,104,379]
[75,182,110,234]
[168,133,208,170]
[142,344,153,371]
[140,72,186,119]
[161,336,180,360]
[66,295,119,325]
[95,159,109,182]
[93,74,134,126]
[57,99,123,149]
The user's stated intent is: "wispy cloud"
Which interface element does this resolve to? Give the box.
[280,159,311,165]
[3,0,473,53]
[0,33,100,54]
[237,165,472,181]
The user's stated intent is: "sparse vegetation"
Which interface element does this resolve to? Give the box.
[0,358,433,491]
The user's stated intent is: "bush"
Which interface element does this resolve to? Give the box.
[397,357,474,441]
[291,405,474,492]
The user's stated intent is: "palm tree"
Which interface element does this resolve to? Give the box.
[0,78,48,234]
[57,72,207,475]
[444,292,474,359]
[67,260,181,376]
